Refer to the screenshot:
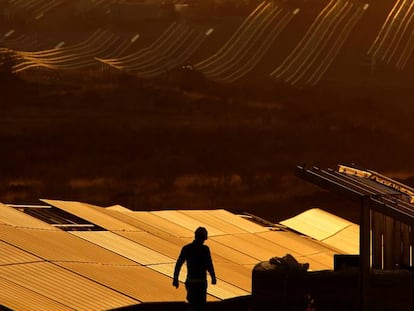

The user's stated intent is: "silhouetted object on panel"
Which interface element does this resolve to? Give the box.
[173,226,216,311]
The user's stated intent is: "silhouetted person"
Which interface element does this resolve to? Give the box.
[173,227,216,311]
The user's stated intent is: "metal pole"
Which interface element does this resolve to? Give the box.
[360,196,371,310]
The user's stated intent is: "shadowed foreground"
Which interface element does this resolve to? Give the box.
[112,296,251,311]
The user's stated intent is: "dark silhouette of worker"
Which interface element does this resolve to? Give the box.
[173,226,217,311]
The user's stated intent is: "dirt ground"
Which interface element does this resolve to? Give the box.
[2,68,414,224]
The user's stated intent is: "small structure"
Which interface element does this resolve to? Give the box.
[251,164,414,310]
[296,164,414,310]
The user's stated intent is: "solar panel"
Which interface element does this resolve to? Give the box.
[280,208,352,241]
[322,224,359,254]
[0,224,135,265]
[297,165,414,223]
[212,233,301,261]
[122,211,195,238]
[257,230,336,256]
[0,262,138,310]
[1,197,364,310]
[178,210,248,234]
[71,231,174,265]
[151,210,227,236]
[0,276,72,311]
[0,241,43,265]
[208,209,268,233]
[106,204,132,212]
[206,278,250,300]
[42,199,140,231]
[0,203,56,230]
[92,207,150,230]
[115,231,186,259]
[305,253,337,270]
[213,262,252,291]
[57,262,188,302]
[205,238,260,265]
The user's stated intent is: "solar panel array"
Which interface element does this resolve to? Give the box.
[5,0,414,85]
[281,208,359,254]
[0,200,358,310]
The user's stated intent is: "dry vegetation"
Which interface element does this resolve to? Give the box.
[2,66,414,223]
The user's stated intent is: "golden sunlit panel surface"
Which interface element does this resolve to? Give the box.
[178,210,249,234]
[93,207,154,230]
[322,224,359,254]
[0,276,73,311]
[1,199,365,309]
[0,224,135,265]
[299,252,338,271]
[0,241,43,265]
[107,205,132,212]
[57,262,187,302]
[280,208,353,240]
[257,231,338,256]
[201,238,261,265]
[306,253,338,270]
[207,279,250,300]
[116,231,186,259]
[124,211,195,238]
[246,233,304,257]
[151,210,227,236]
[0,262,139,310]
[212,234,301,261]
[213,262,252,291]
[0,203,56,230]
[42,199,140,232]
[209,209,268,233]
[70,231,174,265]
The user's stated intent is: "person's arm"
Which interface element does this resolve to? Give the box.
[173,247,186,288]
[206,247,217,284]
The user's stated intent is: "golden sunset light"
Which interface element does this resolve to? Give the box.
[2,0,414,310]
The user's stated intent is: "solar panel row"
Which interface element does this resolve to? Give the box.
[0,200,359,310]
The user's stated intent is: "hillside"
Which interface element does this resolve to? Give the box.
[2,0,414,223]
[2,69,414,223]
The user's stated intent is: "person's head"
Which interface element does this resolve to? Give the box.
[194,226,208,242]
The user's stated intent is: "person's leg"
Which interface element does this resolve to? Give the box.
[186,281,207,311]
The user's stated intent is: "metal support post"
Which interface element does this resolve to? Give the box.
[360,196,371,310]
